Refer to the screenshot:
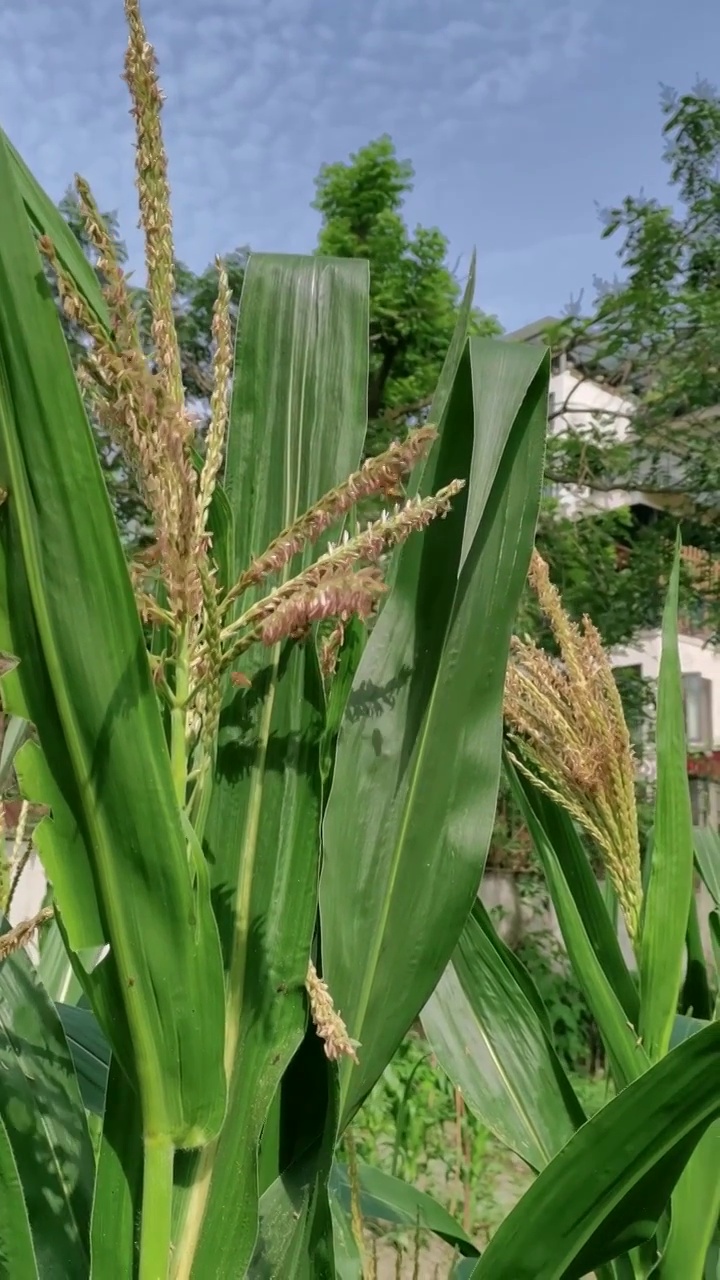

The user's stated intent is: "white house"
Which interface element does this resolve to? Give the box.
[509,317,720,828]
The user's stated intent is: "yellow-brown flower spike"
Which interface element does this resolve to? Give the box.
[216,481,464,668]
[195,259,232,555]
[123,0,184,410]
[305,961,358,1063]
[232,425,439,599]
[0,908,54,962]
[122,0,205,626]
[505,551,643,945]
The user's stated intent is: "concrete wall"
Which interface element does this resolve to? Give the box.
[480,869,717,971]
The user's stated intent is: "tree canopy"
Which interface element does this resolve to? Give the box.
[532,83,720,645]
[547,83,720,508]
[313,135,500,453]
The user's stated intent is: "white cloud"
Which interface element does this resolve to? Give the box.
[0,0,601,280]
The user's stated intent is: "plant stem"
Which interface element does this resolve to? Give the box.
[170,629,190,807]
[140,1137,174,1280]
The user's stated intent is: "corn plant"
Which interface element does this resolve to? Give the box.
[423,539,720,1279]
[0,2,550,1276]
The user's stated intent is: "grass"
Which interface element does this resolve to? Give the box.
[344,1030,612,1275]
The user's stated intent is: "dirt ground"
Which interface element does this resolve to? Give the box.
[359,1147,534,1278]
[358,1143,602,1279]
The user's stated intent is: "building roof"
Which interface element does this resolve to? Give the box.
[505,316,562,344]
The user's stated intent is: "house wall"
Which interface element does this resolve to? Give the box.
[549,367,635,444]
[547,364,720,829]
[480,870,716,972]
[547,368,645,517]
[612,632,720,751]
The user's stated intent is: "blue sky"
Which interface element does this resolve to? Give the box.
[3,0,719,330]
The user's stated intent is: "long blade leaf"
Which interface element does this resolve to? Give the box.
[422,900,585,1172]
[639,533,695,1061]
[1,128,110,334]
[506,756,647,1088]
[0,935,94,1276]
[171,253,370,1277]
[330,1161,480,1257]
[469,1021,720,1280]
[0,1108,38,1280]
[0,130,226,1147]
[321,337,549,1125]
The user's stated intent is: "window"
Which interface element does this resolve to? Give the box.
[551,353,567,375]
[682,673,713,749]
[690,777,712,827]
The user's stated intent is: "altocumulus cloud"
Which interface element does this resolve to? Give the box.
[1,0,599,286]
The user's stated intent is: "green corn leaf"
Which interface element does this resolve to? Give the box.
[0,130,226,1148]
[321,336,549,1126]
[658,871,720,1276]
[505,750,639,1025]
[36,919,85,1006]
[422,900,585,1173]
[702,1230,720,1280]
[711,913,720,1008]
[90,1056,143,1280]
[1,127,110,335]
[693,827,720,1003]
[250,1163,334,1280]
[319,258,477,789]
[330,1161,481,1258]
[329,1193,363,1280]
[468,1020,720,1280]
[505,755,647,1088]
[0,1108,38,1280]
[54,1002,110,1116]
[694,826,720,906]
[671,1013,709,1048]
[656,1121,720,1280]
[681,892,713,1020]
[170,254,369,1278]
[0,715,30,790]
[452,1262,479,1280]
[639,533,695,1062]
[249,1047,339,1280]
[0,933,94,1277]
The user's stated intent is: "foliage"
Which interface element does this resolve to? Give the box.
[347,1031,494,1234]
[0,3,548,1276]
[4,10,720,1277]
[543,80,720,640]
[310,95,720,669]
[514,914,600,1074]
[347,1031,612,1261]
[53,83,720,654]
[314,135,501,454]
[422,539,720,1278]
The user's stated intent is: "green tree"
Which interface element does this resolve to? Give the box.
[313,135,501,453]
[540,81,720,640]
